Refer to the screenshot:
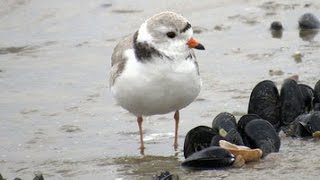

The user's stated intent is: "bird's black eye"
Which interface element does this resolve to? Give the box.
[166,32,176,38]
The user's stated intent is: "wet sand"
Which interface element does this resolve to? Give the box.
[1,0,320,179]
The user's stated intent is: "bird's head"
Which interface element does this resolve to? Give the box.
[136,11,205,59]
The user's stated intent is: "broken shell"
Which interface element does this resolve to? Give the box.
[219,140,262,162]
[233,155,246,168]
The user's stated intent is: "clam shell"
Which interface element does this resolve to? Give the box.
[182,146,235,169]
[183,126,218,158]
[219,140,262,162]
[248,80,280,129]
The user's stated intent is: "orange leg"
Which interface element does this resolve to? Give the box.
[137,116,145,153]
[173,111,180,150]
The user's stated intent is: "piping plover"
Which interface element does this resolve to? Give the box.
[110,11,205,152]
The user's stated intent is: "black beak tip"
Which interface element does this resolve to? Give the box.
[195,43,205,50]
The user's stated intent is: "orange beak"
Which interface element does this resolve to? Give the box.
[187,38,205,50]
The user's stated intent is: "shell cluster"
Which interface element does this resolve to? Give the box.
[182,78,320,169]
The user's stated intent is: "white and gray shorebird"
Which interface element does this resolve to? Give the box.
[110,11,205,152]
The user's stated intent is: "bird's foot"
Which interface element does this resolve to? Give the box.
[173,142,178,151]
[139,145,145,155]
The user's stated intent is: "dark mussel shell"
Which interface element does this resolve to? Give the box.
[237,114,261,135]
[280,78,305,126]
[270,21,283,31]
[309,111,320,134]
[248,80,281,129]
[212,112,244,145]
[314,80,320,111]
[243,119,281,157]
[286,114,311,137]
[298,13,320,41]
[298,84,314,112]
[210,134,225,146]
[287,112,320,137]
[237,114,261,145]
[182,146,235,169]
[210,129,244,147]
[299,13,320,29]
[212,112,237,132]
[270,21,283,38]
[183,126,218,158]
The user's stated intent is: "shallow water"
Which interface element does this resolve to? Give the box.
[1,0,320,179]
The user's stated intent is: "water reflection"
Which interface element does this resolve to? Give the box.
[271,30,283,39]
[299,29,319,41]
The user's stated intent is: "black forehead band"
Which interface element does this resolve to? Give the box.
[180,22,191,33]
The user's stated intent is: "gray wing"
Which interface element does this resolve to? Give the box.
[109,34,134,86]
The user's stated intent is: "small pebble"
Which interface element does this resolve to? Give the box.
[292,51,303,62]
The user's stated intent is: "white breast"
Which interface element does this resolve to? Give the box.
[111,49,201,116]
